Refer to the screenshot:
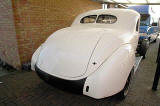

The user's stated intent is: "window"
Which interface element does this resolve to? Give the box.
[96,15,117,24]
[136,19,140,32]
[140,14,150,21]
[80,15,97,23]
[152,23,158,26]
[140,14,150,26]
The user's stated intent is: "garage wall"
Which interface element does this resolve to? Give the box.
[0,0,21,69]
[12,0,101,65]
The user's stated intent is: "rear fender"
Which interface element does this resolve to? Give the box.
[83,44,135,99]
[31,46,42,71]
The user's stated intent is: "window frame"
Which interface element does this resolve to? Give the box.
[80,15,97,24]
[96,14,117,24]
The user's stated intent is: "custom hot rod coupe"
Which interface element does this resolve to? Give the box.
[31,9,140,99]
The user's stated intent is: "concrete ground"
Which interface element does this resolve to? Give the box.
[0,41,160,106]
[0,67,15,77]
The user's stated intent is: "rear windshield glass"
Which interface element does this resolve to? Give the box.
[96,15,117,24]
[80,15,97,23]
[80,15,117,24]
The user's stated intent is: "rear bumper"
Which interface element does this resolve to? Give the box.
[35,65,86,94]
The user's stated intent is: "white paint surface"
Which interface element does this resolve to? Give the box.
[31,9,140,99]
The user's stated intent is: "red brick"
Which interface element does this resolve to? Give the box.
[0,0,101,70]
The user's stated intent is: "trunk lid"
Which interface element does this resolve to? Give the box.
[37,27,103,78]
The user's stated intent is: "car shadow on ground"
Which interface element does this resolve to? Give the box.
[30,81,122,106]
[0,38,160,106]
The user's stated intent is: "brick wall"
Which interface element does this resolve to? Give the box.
[0,0,21,69]
[12,0,101,65]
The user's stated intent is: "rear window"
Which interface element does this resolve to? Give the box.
[96,15,117,24]
[80,15,97,23]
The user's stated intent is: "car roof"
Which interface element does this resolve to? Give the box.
[71,9,140,32]
[80,9,139,17]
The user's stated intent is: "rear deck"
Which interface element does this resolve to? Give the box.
[0,39,160,106]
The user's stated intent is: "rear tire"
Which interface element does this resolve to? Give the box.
[153,38,157,43]
[117,68,133,100]
[139,39,149,59]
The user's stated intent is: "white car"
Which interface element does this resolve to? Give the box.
[31,9,140,99]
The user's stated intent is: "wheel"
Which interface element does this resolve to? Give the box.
[153,33,158,43]
[153,38,157,43]
[117,69,133,100]
[139,39,149,59]
[148,37,151,42]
